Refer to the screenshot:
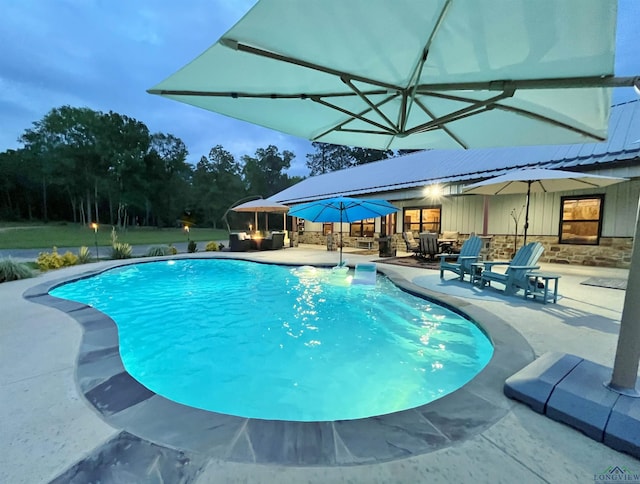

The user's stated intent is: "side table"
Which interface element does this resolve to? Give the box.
[470,262,484,286]
[525,272,561,304]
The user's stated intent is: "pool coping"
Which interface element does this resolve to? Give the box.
[23,256,534,467]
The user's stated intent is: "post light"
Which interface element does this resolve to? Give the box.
[91,223,99,260]
[184,224,190,242]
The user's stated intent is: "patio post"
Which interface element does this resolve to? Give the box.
[608,197,640,396]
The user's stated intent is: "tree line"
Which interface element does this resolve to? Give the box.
[0,105,410,228]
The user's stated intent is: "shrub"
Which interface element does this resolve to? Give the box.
[111,242,132,259]
[168,244,178,255]
[111,226,119,245]
[0,258,33,283]
[109,226,132,259]
[187,240,197,253]
[37,250,63,271]
[205,241,219,252]
[77,246,92,264]
[61,251,79,267]
[146,246,172,257]
[37,247,78,271]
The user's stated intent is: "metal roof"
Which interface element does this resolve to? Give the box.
[271,99,640,204]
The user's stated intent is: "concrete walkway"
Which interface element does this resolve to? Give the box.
[1,246,638,483]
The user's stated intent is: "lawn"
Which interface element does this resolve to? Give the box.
[0,222,229,249]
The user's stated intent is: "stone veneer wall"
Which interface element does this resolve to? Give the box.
[299,231,633,268]
[298,232,406,252]
[487,235,633,269]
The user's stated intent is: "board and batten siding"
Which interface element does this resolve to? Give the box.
[387,177,638,239]
[448,179,639,238]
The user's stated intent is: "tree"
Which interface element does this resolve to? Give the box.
[192,145,245,227]
[350,147,393,165]
[305,142,392,175]
[305,142,352,175]
[396,149,424,156]
[0,149,32,220]
[19,106,104,223]
[98,111,151,227]
[144,133,192,226]
[241,145,294,197]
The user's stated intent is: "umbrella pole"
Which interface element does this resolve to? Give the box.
[608,197,640,396]
[339,206,343,266]
[523,182,531,245]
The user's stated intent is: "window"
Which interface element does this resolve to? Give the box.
[350,218,375,237]
[322,223,333,235]
[403,206,441,233]
[559,195,604,245]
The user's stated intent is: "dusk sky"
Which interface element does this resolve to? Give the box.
[1,0,639,177]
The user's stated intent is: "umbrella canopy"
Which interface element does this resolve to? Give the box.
[148,0,637,151]
[230,198,289,232]
[463,168,627,244]
[289,197,398,265]
[230,198,289,213]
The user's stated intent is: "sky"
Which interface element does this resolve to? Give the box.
[1,0,639,178]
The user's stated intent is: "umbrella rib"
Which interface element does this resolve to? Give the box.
[401,0,453,132]
[342,77,398,131]
[411,75,640,93]
[411,89,602,141]
[311,94,399,140]
[219,38,403,92]
[404,90,514,135]
[413,98,468,148]
[491,104,607,141]
[147,89,377,100]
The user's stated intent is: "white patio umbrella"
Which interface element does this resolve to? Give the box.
[462,168,628,244]
[148,0,639,151]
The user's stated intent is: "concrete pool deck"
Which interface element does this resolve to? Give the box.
[1,245,639,483]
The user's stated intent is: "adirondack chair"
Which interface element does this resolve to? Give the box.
[402,232,421,257]
[419,232,439,261]
[438,235,483,281]
[480,242,544,295]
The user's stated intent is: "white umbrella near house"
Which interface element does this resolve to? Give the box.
[462,168,628,245]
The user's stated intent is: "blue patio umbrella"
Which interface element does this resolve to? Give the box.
[288,196,397,265]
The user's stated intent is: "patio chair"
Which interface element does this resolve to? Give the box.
[402,232,421,257]
[229,232,251,252]
[438,235,483,281]
[438,230,460,254]
[480,242,544,295]
[261,231,285,250]
[419,232,439,261]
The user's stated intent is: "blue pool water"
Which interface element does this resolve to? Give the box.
[51,259,493,421]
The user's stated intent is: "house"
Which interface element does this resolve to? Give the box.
[271,100,640,268]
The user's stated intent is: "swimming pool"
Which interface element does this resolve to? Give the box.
[50,259,493,421]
